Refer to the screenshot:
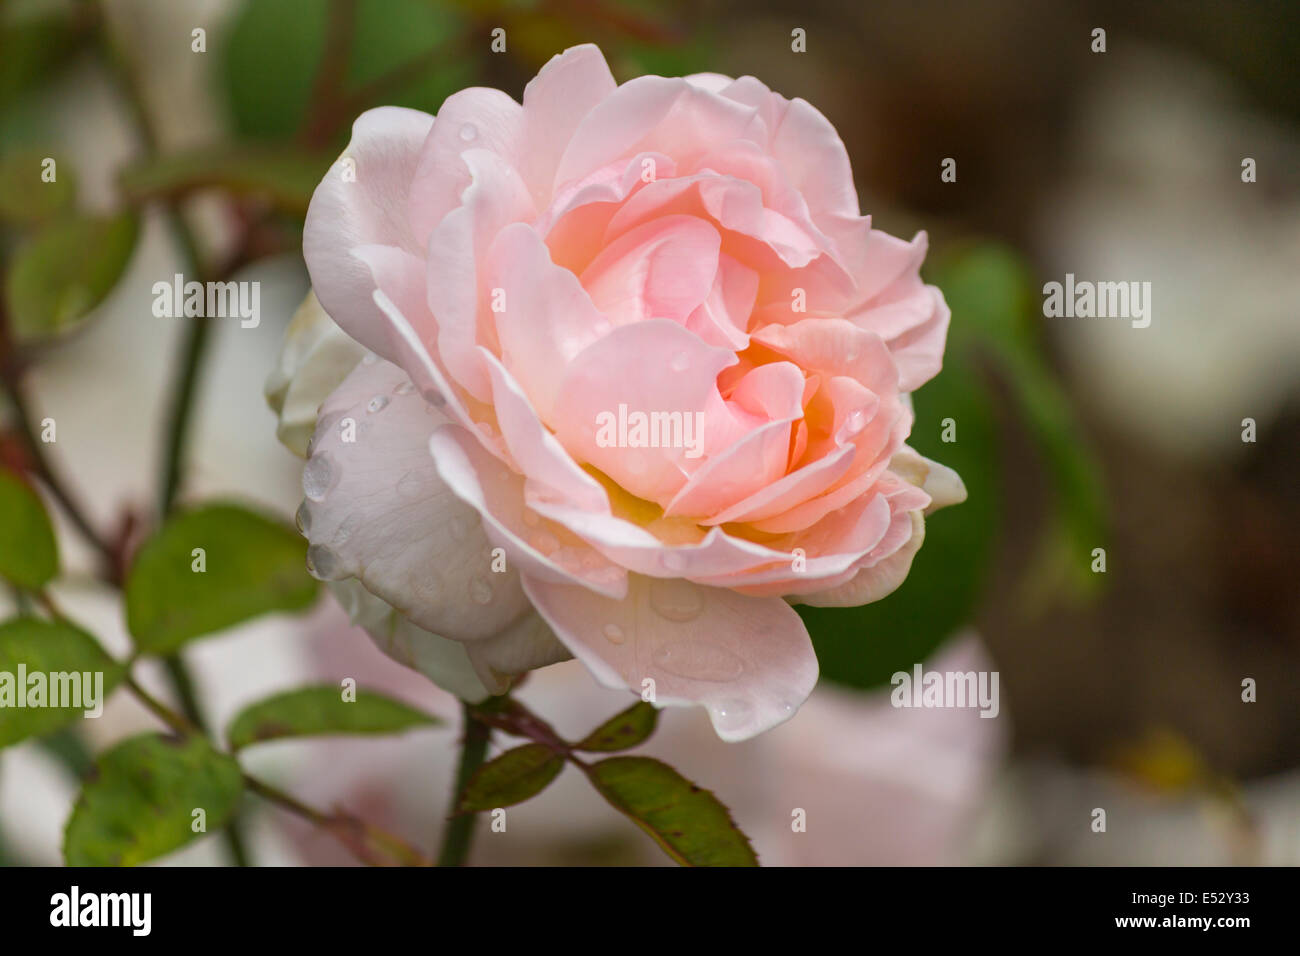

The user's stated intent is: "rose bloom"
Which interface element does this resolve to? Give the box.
[267,44,964,741]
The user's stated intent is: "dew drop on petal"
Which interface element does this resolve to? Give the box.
[648,577,705,622]
[294,501,311,535]
[459,122,478,142]
[651,641,745,681]
[302,454,335,501]
[530,531,559,555]
[395,470,423,502]
[670,350,689,372]
[603,623,627,645]
[448,514,472,542]
[470,577,493,605]
[367,395,389,414]
[661,551,688,573]
[393,380,415,396]
[712,697,755,733]
[306,544,345,580]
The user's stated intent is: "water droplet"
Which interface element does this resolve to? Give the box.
[294,501,311,535]
[302,454,335,501]
[470,577,493,604]
[415,571,443,602]
[651,641,745,682]
[649,578,702,621]
[477,421,496,438]
[393,380,415,396]
[585,565,624,588]
[838,408,867,441]
[712,698,755,733]
[396,470,424,501]
[361,353,378,366]
[459,122,478,142]
[660,551,688,573]
[367,395,389,414]
[306,544,345,580]
[448,514,472,542]
[603,623,627,645]
[530,531,559,555]
[670,350,689,372]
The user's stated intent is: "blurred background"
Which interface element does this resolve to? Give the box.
[0,0,1297,865]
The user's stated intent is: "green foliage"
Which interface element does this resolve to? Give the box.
[119,148,329,217]
[4,212,139,344]
[584,756,758,866]
[64,733,244,866]
[803,241,1106,691]
[0,9,91,111]
[574,700,659,752]
[125,503,318,655]
[227,685,439,751]
[0,471,58,590]
[0,617,122,748]
[222,0,472,142]
[457,742,565,812]
[0,149,75,224]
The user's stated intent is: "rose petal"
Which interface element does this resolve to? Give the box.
[486,222,613,424]
[266,291,366,457]
[303,106,433,359]
[301,358,535,641]
[329,578,491,702]
[521,573,818,741]
[520,44,618,205]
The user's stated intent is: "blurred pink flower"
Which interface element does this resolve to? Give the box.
[268,44,963,741]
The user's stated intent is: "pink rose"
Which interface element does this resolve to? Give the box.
[269,44,964,741]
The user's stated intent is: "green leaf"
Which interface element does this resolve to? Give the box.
[457,743,565,813]
[4,212,139,344]
[0,149,75,224]
[125,503,318,655]
[227,685,438,751]
[0,470,58,590]
[64,733,244,866]
[575,701,659,752]
[584,756,757,866]
[930,243,1107,600]
[119,147,329,217]
[0,617,122,748]
[0,11,91,111]
[222,0,471,143]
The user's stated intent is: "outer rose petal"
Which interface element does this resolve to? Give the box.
[303,107,433,360]
[329,578,491,702]
[301,357,535,641]
[797,511,926,608]
[889,446,969,514]
[521,573,818,741]
[265,291,366,457]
